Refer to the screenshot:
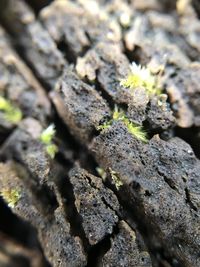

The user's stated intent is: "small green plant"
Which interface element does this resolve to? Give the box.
[40,124,56,144]
[109,168,123,190]
[120,62,161,95]
[0,189,21,208]
[96,167,107,181]
[97,106,147,143]
[0,96,22,123]
[122,117,147,143]
[45,143,58,159]
[96,120,112,131]
[40,124,58,159]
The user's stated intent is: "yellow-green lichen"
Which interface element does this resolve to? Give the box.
[109,168,123,190]
[0,189,21,208]
[120,62,161,96]
[40,124,58,158]
[123,117,147,143]
[40,124,56,144]
[0,96,22,123]
[96,167,107,181]
[97,105,147,143]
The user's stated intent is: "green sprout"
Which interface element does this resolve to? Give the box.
[122,117,147,143]
[112,106,125,121]
[0,189,21,208]
[113,106,147,143]
[120,62,161,95]
[96,121,112,131]
[96,167,107,181]
[40,124,56,144]
[40,124,58,158]
[97,106,147,143]
[45,144,58,159]
[109,168,123,190]
[0,96,22,123]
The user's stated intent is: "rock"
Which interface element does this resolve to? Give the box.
[102,220,152,267]
[0,26,51,127]
[0,163,87,267]
[0,0,66,88]
[50,67,110,143]
[69,166,119,245]
[91,121,200,267]
[76,42,131,104]
[164,62,200,127]
[40,0,121,59]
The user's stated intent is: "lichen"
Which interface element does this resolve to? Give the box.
[40,124,58,158]
[0,96,22,123]
[123,117,147,143]
[40,124,56,144]
[0,189,21,208]
[97,105,147,143]
[120,62,161,96]
[45,144,58,159]
[96,167,107,181]
[109,168,123,190]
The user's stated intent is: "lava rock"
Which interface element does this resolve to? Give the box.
[69,166,119,245]
[91,121,200,267]
[102,220,152,267]
[50,67,110,143]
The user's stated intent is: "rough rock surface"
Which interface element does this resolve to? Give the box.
[76,42,131,104]
[40,0,121,59]
[102,220,152,267]
[0,26,51,132]
[0,0,200,267]
[164,62,200,127]
[69,166,119,245]
[0,0,65,88]
[91,122,200,267]
[0,163,87,267]
[50,67,110,143]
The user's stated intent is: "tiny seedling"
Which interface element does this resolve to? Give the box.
[45,144,58,159]
[109,168,123,190]
[112,105,125,121]
[0,96,22,123]
[122,117,148,143]
[40,124,56,144]
[96,167,107,181]
[40,124,58,158]
[97,105,147,143]
[0,189,21,208]
[120,62,160,95]
[96,120,112,131]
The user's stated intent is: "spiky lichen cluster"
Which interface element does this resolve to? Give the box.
[120,62,161,95]
[0,96,22,123]
[109,168,123,190]
[97,106,147,142]
[40,124,58,159]
[0,189,21,208]
[96,167,107,181]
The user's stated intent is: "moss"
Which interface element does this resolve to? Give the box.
[96,167,107,181]
[120,62,161,96]
[123,117,147,143]
[97,106,147,143]
[40,124,58,158]
[96,120,112,131]
[0,189,21,208]
[45,144,58,159]
[0,96,22,123]
[109,168,123,190]
[40,124,56,144]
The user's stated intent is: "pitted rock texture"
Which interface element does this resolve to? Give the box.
[0,0,200,267]
[69,166,119,245]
